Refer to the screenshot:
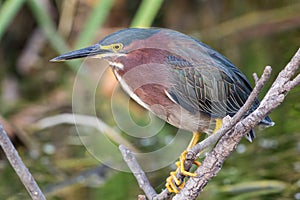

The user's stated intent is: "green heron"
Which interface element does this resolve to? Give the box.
[51,28,273,193]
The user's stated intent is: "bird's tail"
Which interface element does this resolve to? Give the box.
[245,115,274,142]
[245,130,255,143]
[260,115,275,127]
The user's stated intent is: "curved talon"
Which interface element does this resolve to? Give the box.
[194,160,201,167]
[165,176,177,193]
[165,175,184,193]
[166,166,186,193]
[170,171,181,186]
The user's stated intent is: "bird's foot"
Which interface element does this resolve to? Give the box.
[165,150,200,193]
[165,170,184,193]
[178,150,201,176]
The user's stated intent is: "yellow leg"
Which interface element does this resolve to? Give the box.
[179,132,202,176]
[213,118,223,134]
[165,132,201,193]
[165,119,223,193]
[187,132,202,150]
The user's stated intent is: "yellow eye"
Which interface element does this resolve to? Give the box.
[112,43,123,51]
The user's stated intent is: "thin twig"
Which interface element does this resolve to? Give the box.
[285,73,300,90]
[227,66,273,126]
[34,113,138,152]
[0,124,46,200]
[253,72,259,84]
[138,195,147,200]
[119,145,157,199]
[153,189,171,200]
[120,145,172,200]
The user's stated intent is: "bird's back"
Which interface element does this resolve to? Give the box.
[160,29,273,133]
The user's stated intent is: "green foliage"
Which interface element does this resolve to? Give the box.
[0,0,25,40]
[131,0,164,27]
[75,0,115,49]
[93,172,139,199]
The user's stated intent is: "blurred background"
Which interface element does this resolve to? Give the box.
[0,0,300,199]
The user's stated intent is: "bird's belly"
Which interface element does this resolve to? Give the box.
[132,86,214,134]
[151,103,213,134]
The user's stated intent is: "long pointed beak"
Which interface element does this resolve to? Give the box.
[50,44,110,62]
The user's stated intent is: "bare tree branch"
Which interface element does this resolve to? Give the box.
[138,194,147,200]
[0,124,46,200]
[119,144,172,200]
[154,189,171,200]
[284,73,300,90]
[119,145,157,199]
[34,113,138,152]
[253,72,259,84]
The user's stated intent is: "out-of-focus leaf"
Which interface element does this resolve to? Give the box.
[0,0,26,40]
[26,0,80,72]
[131,0,164,27]
[75,0,115,48]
